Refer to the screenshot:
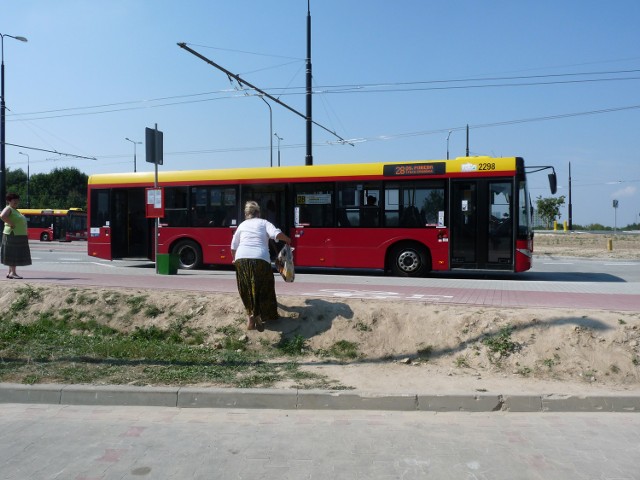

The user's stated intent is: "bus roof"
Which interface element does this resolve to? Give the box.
[88,156,521,187]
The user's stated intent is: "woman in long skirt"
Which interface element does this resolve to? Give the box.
[231,201,290,331]
[1,193,32,279]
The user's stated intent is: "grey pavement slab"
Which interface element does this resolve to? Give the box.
[1,403,639,480]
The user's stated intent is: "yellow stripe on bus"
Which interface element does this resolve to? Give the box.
[88,156,518,186]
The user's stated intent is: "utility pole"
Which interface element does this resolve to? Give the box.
[305,0,313,166]
[568,162,572,230]
[465,124,469,156]
[274,133,283,167]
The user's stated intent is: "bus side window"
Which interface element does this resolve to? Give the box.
[337,209,351,227]
[400,206,422,227]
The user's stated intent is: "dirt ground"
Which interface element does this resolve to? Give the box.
[3,232,640,394]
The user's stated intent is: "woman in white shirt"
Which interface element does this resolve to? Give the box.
[231,201,291,331]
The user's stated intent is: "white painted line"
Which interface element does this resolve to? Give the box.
[303,289,454,301]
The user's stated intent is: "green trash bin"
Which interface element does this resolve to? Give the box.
[157,253,179,275]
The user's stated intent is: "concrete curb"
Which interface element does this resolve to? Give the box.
[1,383,639,412]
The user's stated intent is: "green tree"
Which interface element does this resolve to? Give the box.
[536,195,566,228]
[7,167,87,209]
[6,168,29,204]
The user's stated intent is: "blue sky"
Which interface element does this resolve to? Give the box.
[3,0,640,227]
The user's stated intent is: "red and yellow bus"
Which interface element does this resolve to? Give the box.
[20,208,88,242]
[87,156,555,276]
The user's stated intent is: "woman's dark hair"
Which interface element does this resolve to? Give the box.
[5,193,20,202]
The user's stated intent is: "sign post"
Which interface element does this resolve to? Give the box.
[146,125,164,273]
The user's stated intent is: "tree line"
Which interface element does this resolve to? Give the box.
[535,195,639,231]
[6,167,87,210]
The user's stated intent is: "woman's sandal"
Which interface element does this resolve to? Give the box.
[254,315,264,332]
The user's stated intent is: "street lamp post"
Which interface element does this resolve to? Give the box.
[274,133,283,167]
[259,96,273,167]
[1,32,28,216]
[446,130,452,160]
[18,151,29,207]
[125,137,142,173]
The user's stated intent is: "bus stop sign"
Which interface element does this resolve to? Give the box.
[145,127,164,165]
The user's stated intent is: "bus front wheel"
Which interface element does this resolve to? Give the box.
[172,240,202,270]
[389,243,431,277]
[40,232,50,242]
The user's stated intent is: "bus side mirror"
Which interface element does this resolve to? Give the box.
[548,172,557,195]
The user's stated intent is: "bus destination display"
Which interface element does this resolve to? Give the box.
[383,162,446,177]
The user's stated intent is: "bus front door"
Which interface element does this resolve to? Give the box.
[450,179,514,270]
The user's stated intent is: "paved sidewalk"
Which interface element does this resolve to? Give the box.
[2,403,639,480]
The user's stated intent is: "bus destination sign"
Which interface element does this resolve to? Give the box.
[383,162,446,177]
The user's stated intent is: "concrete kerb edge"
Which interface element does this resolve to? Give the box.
[1,384,639,412]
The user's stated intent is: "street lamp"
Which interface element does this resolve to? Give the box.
[1,32,28,215]
[274,133,283,167]
[125,137,142,173]
[18,151,29,207]
[446,130,452,160]
[259,96,273,167]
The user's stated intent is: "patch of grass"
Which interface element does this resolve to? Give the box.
[144,305,164,318]
[125,295,148,315]
[516,366,532,376]
[354,321,372,332]
[542,355,560,369]
[102,292,124,305]
[610,364,621,374]
[131,326,180,343]
[0,309,293,387]
[9,285,43,316]
[327,340,359,360]
[482,325,519,358]
[455,356,469,368]
[0,288,363,389]
[76,292,97,306]
[618,319,627,325]
[278,335,308,356]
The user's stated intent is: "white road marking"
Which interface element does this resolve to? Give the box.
[303,289,453,301]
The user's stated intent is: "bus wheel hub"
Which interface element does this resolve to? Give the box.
[398,251,419,272]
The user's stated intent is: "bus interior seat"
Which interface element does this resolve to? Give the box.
[337,209,351,227]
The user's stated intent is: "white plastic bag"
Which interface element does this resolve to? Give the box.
[275,245,295,283]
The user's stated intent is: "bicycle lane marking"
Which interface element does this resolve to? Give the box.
[301,288,454,302]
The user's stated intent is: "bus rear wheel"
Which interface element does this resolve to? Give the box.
[172,240,202,270]
[40,232,50,242]
[389,243,431,277]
